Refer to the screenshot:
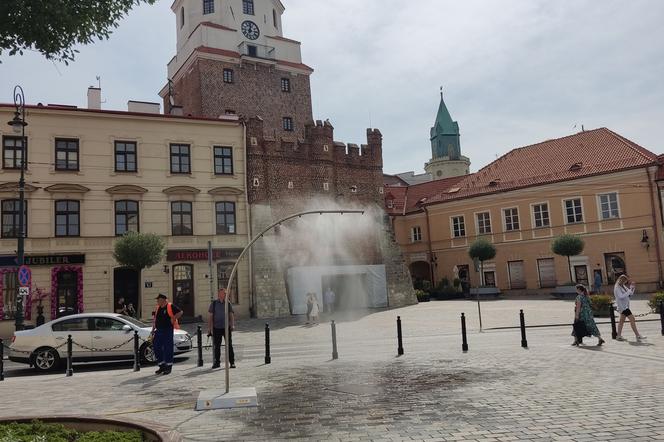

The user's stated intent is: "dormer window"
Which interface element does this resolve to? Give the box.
[203,0,214,15]
[242,0,254,15]
[569,162,583,172]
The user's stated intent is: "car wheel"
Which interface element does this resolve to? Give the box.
[33,347,61,372]
[140,343,156,364]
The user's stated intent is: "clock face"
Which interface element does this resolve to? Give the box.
[241,20,260,40]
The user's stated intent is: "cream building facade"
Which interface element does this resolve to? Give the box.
[0,101,249,337]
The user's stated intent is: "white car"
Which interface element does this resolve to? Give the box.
[9,313,192,372]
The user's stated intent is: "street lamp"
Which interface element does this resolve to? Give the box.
[7,85,27,331]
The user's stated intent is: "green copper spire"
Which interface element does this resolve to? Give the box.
[430,88,461,160]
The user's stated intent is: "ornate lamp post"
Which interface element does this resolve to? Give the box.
[7,85,27,331]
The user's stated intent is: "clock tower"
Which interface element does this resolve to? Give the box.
[160,0,314,137]
[424,89,471,180]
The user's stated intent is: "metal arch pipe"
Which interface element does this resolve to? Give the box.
[222,209,364,393]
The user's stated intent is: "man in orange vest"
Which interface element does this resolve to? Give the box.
[151,293,183,375]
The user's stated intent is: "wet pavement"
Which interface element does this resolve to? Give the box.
[1,297,664,441]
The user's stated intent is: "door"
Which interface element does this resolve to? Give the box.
[91,316,134,358]
[113,268,139,317]
[457,265,470,293]
[173,264,194,318]
[56,271,79,318]
[483,271,496,287]
[604,252,626,284]
[508,261,526,289]
[51,317,92,359]
[574,265,589,286]
[537,258,556,288]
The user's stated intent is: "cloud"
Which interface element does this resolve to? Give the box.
[1,0,662,175]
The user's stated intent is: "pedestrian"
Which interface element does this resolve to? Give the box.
[593,271,602,294]
[208,288,235,369]
[309,292,320,324]
[116,297,128,315]
[151,293,183,375]
[614,275,646,341]
[126,303,136,318]
[572,284,605,346]
[305,292,314,324]
[324,287,336,314]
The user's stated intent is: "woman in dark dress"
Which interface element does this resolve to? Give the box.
[572,284,605,346]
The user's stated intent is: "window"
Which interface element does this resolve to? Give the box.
[216,202,236,235]
[55,138,79,171]
[564,198,583,223]
[170,143,191,174]
[171,201,193,236]
[94,317,126,331]
[217,262,238,304]
[52,317,89,332]
[477,212,491,234]
[3,136,26,170]
[452,216,465,238]
[1,199,27,238]
[223,68,234,84]
[504,208,520,231]
[323,182,329,191]
[533,203,550,228]
[214,146,233,175]
[55,200,80,237]
[281,78,291,92]
[2,272,17,320]
[411,226,422,242]
[273,9,278,28]
[115,200,139,235]
[599,193,619,219]
[242,0,254,15]
[180,7,185,28]
[203,0,214,14]
[282,117,294,131]
[247,45,257,57]
[114,141,137,172]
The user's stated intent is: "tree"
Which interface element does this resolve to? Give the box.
[551,234,585,283]
[0,0,157,64]
[113,231,165,271]
[468,238,496,286]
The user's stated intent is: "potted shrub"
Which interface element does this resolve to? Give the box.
[648,292,664,313]
[453,278,461,291]
[415,289,430,302]
[551,234,585,298]
[590,294,612,317]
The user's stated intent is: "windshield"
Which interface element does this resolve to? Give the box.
[119,315,151,328]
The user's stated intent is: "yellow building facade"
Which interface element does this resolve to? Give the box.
[0,103,249,337]
[386,129,664,294]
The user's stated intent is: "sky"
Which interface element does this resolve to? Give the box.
[1,0,663,175]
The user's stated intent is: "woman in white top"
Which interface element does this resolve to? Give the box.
[613,275,645,341]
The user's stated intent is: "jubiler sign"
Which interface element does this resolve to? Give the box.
[0,254,86,267]
[166,248,243,262]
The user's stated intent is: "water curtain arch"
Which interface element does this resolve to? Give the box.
[221,209,364,392]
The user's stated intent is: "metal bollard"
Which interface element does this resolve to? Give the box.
[461,313,468,352]
[331,320,339,360]
[519,309,528,348]
[66,335,73,377]
[197,325,203,367]
[133,330,140,372]
[660,301,664,337]
[0,338,4,381]
[264,323,271,364]
[609,303,618,340]
[396,316,404,356]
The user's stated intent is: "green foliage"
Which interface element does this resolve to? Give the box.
[0,420,142,442]
[113,231,165,271]
[648,292,664,312]
[0,0,157,64]
[438,277,450,289]
[415,289,430,302]
[468,238,496,262]
[590,294,612,316]
[551,234,585,257]
[453,278,461,288]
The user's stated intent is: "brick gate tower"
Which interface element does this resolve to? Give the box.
[160,0,416,318]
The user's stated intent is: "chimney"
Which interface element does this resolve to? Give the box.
[87,87,101,110]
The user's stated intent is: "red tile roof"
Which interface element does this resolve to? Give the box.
[384,175,465,215]
[387,128,657,215]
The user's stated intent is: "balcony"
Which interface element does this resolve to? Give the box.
[238,42,275,60]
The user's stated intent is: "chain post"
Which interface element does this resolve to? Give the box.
[264,323,271,364]
[461,313,468,352]
[197,325,203,367]
[0,338,4,381]
[609,303,618,339]
[396,316,404,356]
[66,335,73,377]
[519,310,528,348]
[133,330,140,372]
[331,320,338,360]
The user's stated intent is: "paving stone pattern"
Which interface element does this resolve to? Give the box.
[2,298,664,441]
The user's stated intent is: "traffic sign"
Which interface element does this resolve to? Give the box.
[18,287,29,298]
[18,265,31,287]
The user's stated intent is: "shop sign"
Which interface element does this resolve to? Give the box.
[0,254,85,267]
[166,248,243,262]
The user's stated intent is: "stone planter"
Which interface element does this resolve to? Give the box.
[0,416,181,442]
[551,285,578,300]
[468,287,501,299]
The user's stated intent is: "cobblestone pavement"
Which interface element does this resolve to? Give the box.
[2,298,664,441]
